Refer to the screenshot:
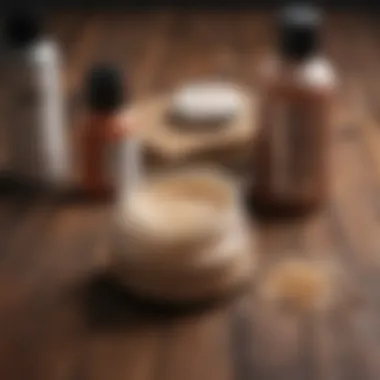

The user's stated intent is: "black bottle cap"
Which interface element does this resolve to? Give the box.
[278,4,322,60]
[85,64,125,112]
[4,8,43,48]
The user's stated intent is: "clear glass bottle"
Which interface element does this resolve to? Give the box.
[249,4,336,217]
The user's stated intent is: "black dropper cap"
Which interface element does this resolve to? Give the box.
[3,8,43,48]
[278,4,322,60]
[85,64,125,112]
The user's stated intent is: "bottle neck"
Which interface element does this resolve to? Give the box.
[279,52,320,71]
[88,107,120,118]
[85,111,119,130]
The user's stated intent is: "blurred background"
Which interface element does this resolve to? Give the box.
[0,3,379,380]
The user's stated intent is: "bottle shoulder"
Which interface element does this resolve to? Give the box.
[0,37,59,64]
[258,55,337,93]
[81,113,132,141]
[301,58,336,89]
[31,38,60,63]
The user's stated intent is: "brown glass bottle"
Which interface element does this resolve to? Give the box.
[80,65,129,199]
[249,5,336,218]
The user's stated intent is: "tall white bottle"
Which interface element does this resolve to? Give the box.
[3,10,71,187]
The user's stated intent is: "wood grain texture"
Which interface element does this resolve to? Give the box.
[0,10,380,380]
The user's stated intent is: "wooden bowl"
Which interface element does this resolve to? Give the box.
[110,168,254,303]
[113,168,241,258]
[112,217,254,302]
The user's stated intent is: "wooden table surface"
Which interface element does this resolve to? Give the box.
[1,10,380,380]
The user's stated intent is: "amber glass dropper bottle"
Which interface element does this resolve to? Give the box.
[247,4,336,219]
[80,64,133,200]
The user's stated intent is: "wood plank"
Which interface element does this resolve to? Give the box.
[0,194,38,253]
[0,200,112,380]
[153,12,219,92]
[127,11,174,99]
[0,195,59,270]
[160,310,232,380]
[299,213,343,380]
[81,322,162,380]
[236,11,273,86]
[243,220,306,380]
[47,11,86,52]
[30,203,114,380]
[331,296,380,380]
[316,14,380,380]
[329,21,380,284]
[341,15,380,187]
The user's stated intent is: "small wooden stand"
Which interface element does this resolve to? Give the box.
[129,87,258,170]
